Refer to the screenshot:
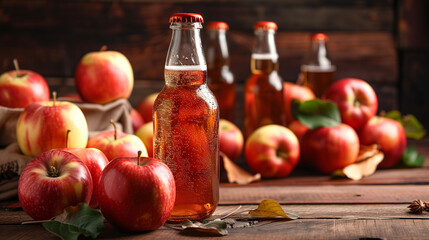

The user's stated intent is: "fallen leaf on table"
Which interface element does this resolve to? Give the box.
[332,145,384,180]
[401,146,425,168]
[248,199,299,220]
[182,219,228,236]
[221,152,261,185]
[42,203,104,240]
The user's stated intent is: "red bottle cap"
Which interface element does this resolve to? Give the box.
[254,21,278,30]
[207,21,229,30]
[169,13,204,23]
[311,33,328,41]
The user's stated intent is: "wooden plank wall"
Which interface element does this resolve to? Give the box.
[2,0,424,127]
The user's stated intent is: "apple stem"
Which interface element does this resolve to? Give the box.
[66,129,71,148]
[52,91,57,107]
[13,58,21,77]
[110,120,117,140]
[48,166,60,178]
[100,45,108,51]
[137,150,142,166]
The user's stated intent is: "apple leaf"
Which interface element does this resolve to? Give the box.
[248,199,299,220]
[221,152,261,185]
[384,110,426,139]
[292,99,341,129]
[42,203,104,240]
[182,219,228,236]
[401,146,425,168]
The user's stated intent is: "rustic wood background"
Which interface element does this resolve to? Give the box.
[0,0,428,129]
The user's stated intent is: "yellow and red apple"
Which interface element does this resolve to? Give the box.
[0,61,49,108]
[283,82,316,123]
[16,94,88,157]
[75,49,134,104]
[135,121,153,157]
[245,124,300,178]
[219,119,243,162]
[18,150,93,220]
[87,121,148,161]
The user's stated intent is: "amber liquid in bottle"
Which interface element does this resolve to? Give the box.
[244,53,286,138]
[154,67,219,221]
[206,26,236,123]
[301,33,336,98]
[301,66,335,98]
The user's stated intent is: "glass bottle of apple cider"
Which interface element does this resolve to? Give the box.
[301,33,336,98]
[244,21,286,139]
[206,21,236,123]
[153,13,219,221]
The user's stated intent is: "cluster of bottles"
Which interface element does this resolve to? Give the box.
[153,13,336,222]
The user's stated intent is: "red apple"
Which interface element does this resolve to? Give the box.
[219,119,244,162]
[0,60,49,108]
[359,116,407,168]
[301,123,360,174]
[245,124,300,178]
[60,147,109,208]
[87,120,148,161]
[98,152,175,231]
[130,108,144,133]
[16,93,88,157]
[18,150,93,220]
[75,48,134,104]
[137,92,158,123]
[288,120,309,142]
[135,121,153,157]
[322,78,378,131]
[283,82,316,123]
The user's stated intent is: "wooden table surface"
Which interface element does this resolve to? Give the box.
[1,139,429,240]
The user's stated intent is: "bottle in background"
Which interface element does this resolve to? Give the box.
[300,33,336,98]
[153,13,219,221]
[244,21,286,139]
[206,21,236,123]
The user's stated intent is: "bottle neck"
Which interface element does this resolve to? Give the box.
[165,22,207,86]
[165,22,207,68]
[251,29,279,74]
[304,40,333,69]
[206,29,230,70]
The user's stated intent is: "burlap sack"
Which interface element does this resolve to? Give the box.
[0,98,133,200]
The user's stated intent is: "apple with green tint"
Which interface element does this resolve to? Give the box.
[18,150,93,220]
[245,125,300,178]
[98,151,175,231]
[75,47,134,104]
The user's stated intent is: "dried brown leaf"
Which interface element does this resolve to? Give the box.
[357,144,379,162]
[342,152,384,180]
[221,152,261,185]
[248,199,299,219]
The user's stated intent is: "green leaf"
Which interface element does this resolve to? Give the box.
[248,199,299,220]
[42,203,104,240]
[293,99,341,129]
[182,219,228,236]
[401,146,425,168]
[384,110,426,139]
